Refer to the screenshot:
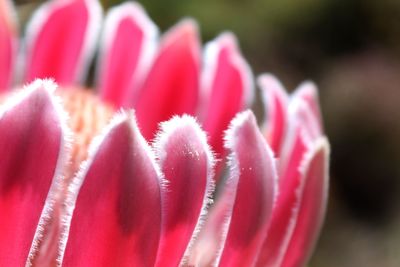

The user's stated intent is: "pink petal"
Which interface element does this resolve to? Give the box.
[0,0,17,90]
[0,80,67,266]
[135,19,201,140]
[281,138,329,267]
[291,81,323,133]
[188,173,238,266]
[24,0,102,85]
[62,113,162,266]
[258,73,289,155]
[256,89,326,267]
[154,115,215,267]
[279,96,322,174]
[98,2,158,108]
[256,125,309,267]
[200,32,253,158]
[217,110,278,267]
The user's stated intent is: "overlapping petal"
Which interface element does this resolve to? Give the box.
[258,74,289,155]
[0,80,68,266]
[0,0,331,266]
[135,20,201,140]
[98,2,158,107]
[19,0,254,151]
[256,75,328,267]
[256,120,310,267]
[188,184,233,266]
[200,32,253,158]
[24,0,102,85]
[292,81,323,131]
[216,111,277,267]
[154,115,215,267]
[0,0,17,90]
[281,138,330,267]
[62,113,162,266]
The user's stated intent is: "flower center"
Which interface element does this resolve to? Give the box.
[56,88,114,180]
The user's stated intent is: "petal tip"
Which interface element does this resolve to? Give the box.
[154,114,214,164]
[24,0,103,84]
[293,80,319,100]
[257,73,289,100]
[214,32,254,107]
[163,18,201,53]
[224,110,256,149]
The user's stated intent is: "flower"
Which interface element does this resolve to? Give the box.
[0,0,330,266]
[1,0,253,160]
[187,75,329,267]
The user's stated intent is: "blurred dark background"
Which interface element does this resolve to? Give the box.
[15,0,400,266]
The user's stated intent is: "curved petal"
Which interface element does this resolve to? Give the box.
[188,172,238,266]
[0,80,68,266]
[281,138,330,267]
[135,19,201,140]
[255,125,309,267]
[62,113,162,267]
[200,32,254,159]
[154,115,215,267]
[291,81,323,131]
[257,88,326,267]
[24,0,102,85]
[0,0,17,90]
[258,73,289,155]
[278,95,323,177]
[97,2,158,108]
[216,111,277,267]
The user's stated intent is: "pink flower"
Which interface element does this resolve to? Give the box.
[0,0,330,266]
[187,75,329,267]
[1,0,253,160]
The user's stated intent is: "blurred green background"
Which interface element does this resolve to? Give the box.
[15,0,400,266]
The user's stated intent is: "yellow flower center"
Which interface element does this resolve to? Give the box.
[56,87,114,180]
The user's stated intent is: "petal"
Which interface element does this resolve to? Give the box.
[0,0,17,90]
[279,96,322,173]
[24,0,102,85]
[291,99,321,143]
[188,174,237,266]
[281,138,330,267]
[97,2,158,108]
[200,32,254,159]
[256,125,309,267]
[216,111,278,267]
[258,73,289,155]
[291,81,323,134]
[62,113,162,266]
[256,86,326,267]
[135,19,201,140]
[154,115,215,267]
[0,80,67,266]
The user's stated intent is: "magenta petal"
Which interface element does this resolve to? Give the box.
[188,175,238,266]
[256,125,309,267]
[0,80,67,266]
[258,73,289,155]
[279,95,322,174]
[201,32,253,158]
[0,0,17,90]
[217,111,278,267]
[62,113,162,267]
[24,0,102,85]
[135,20,201,140]
[281,138,329,267]
[154,115,215,267]
[98,2,158,108]
[292,81,323,134]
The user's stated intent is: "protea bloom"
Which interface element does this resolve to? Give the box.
[0,0,330,266]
